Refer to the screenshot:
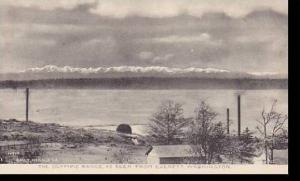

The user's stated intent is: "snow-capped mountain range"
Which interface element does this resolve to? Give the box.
[0,65,287,81]
[23,65,230,74]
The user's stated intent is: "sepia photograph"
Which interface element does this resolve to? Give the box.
[0,0,288,174]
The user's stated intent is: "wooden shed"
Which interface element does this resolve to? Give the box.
[147,145,205,164]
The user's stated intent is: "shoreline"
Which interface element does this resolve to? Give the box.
[82,124,148,136]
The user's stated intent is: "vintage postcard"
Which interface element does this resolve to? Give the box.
[0,0,288,174]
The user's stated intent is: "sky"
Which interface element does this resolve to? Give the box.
[0,0,288,74]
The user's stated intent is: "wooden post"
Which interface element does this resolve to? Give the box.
[237,95,241,137]
[26,88,29,122]
[227,108,230,134]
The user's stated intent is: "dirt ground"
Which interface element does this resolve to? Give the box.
[38,143,148,164]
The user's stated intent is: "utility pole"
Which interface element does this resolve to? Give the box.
[26,88,29,122]
[237,95,241,137]
[227,108,230,134]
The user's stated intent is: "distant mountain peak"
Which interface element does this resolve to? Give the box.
[23,65,231,74]
[245,8,287,19]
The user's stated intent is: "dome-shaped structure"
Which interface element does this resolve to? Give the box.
[116,124,132,134]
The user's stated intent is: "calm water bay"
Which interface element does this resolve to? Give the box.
[0,89,288,134]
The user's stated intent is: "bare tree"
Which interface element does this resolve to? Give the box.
[187,101,227,164]
[148,100,190,145]
[256,100,288,164]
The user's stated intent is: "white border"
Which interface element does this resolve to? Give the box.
[0,164,288,174]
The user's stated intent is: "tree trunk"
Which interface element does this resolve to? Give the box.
[270,148,274,164]
[204,151,208,164]
[240,152,243,164]
[167,114,170,144]
[265,145,268,164]
[208,152,213,164]
[265,144,268,164]
[264,125,268,164]
[231,151,234,164]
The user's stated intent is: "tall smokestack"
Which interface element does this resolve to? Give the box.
[227,108,230,134]
[237,95,241,137]
[26,88,29,122]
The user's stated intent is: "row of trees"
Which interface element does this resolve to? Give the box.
[147,100,288,164]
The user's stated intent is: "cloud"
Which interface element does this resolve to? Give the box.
[138,51,154,60]
[1,0,287,18]
[151,33,214,43]
[152,54,174,63]
[0,1,288,74]
[138,52,174,64]
[0,0,97,10]
[83,37,116,47]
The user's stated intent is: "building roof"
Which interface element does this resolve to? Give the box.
[150,145,199,158]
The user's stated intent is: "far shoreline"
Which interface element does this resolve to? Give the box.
[0,77,288,90]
